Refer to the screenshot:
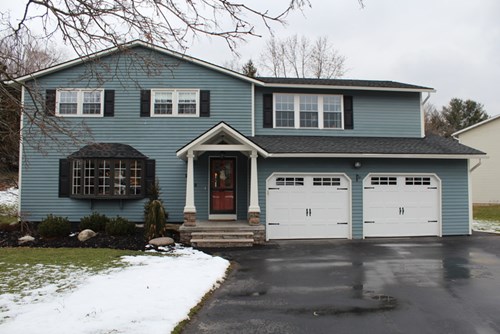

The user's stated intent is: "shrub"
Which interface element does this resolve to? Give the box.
[80,212,109,232]
[38,215,71,238]
[105,216,136,236]
[143,179,169,240]
[145,199,167,240]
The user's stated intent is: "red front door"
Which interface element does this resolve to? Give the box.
[210,158,236,214]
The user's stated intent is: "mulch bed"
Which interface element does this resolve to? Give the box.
[0,227,180,251]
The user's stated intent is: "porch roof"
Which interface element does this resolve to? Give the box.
[176,122,269,160]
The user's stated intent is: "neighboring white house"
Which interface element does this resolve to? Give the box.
[453,115,500,205]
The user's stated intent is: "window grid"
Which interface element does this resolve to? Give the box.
[72,160,82,195]
[57,89,103,116]
[130,161,142,195]
[153,91,173,115]
[371,176,397,185]
[276,177,304,186]
[152,89,198,116]
[275,94,295,128]
[405,177,431,186]
[313,177,341,186]
[114,160,126,195]
[84,160,95,195]
[98,160,111,195]
[274,94,343,129]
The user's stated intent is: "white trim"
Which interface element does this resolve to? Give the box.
[265,172,352,240]
[268,153,485,159]
[150,89,200,117]
[362,173,442,239]
[452,114,500,137]
[197,144,250,151]
[18,86,25,217]
[55,88,104,117]
[176,122,268,159]
[261,83,435,93]
[251,83,255,137]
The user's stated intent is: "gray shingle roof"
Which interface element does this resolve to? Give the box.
[248,135,484,156]
[256,77,433,91]
[68,143,148,159]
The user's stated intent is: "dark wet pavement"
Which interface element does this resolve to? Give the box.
[182,233,500,334]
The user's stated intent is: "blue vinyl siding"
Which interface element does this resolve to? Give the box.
[20,46,252,222]
[255,88,422,137]
[257,158,469,238]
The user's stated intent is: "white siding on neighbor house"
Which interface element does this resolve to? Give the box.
[455,118,500,204]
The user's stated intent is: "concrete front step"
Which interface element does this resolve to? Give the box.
[191,231,254,240]
[191,238,254,248]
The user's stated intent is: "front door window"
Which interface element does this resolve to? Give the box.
[210,158,236,214]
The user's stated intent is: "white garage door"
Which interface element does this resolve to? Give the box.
[363,174,440,237]
[266,174,350,240]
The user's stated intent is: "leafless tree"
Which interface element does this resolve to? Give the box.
[259,34,346,78]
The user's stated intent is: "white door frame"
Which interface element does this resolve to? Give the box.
[265,172,352,240]
[362,172,442,238]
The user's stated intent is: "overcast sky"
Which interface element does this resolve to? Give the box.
[188,0,500,115]
[2,0,499,115]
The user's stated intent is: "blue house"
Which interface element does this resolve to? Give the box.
[17,41,483,246]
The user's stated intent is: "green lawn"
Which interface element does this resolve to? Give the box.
[473,205,500,222]
[0,248,142,296]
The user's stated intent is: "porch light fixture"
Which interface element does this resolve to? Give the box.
[354,161,362,169]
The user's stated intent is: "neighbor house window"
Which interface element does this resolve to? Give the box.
[274,93,344,129]
[71,159,144,198]
[151,89,199,116]
[56,89,104,116]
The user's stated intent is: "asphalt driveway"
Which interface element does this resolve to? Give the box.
[183,233,500,334]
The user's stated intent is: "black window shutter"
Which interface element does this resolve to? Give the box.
[343,95,354,130]
[263,94,273,128]
[59,159,71,197]
[140,90,151,117]
[200,90,210,117]
[46,89,56,116]
[104,90,115,117]
[144,159,156,197]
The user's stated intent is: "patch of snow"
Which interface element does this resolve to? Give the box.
[0,187,18,208]
[0,247,229,334]
[473,220,500,234]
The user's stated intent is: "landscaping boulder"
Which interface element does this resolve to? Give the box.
[78,229,97,242]
[18,235,35,244]
[148,237,175,247]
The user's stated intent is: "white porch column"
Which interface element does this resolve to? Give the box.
[183,150,196,226]
[248,150,260,225]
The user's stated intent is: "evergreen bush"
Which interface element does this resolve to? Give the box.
[105,216,136,236]
[38,214,71,238]
[79,212,109,232]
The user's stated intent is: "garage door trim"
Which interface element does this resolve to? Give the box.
[362,172,442,238]
[266,172,352,240]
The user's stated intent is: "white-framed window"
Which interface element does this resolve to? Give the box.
[56,89,104,117]
[274,93,344,129]
[151,89,199,117]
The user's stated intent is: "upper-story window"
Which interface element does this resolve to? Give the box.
[274,93,344,129]
[56,89,104,117]
[151,89,199,117]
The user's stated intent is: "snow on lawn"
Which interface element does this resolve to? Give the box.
[0,248,229,334]
[473,220,500,234]
[0,187,18,207]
